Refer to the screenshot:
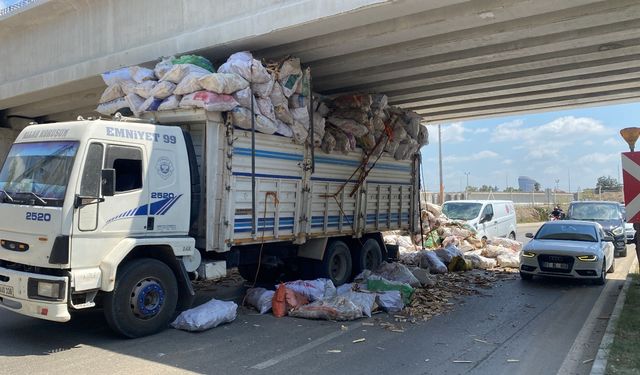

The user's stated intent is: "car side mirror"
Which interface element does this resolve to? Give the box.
[525,233,534,238]
[101,169,116,197]
[603,235,614,242]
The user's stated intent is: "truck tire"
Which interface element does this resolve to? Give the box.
[318,240,352,286]
[103,259,178,338]
[352,238,382,275]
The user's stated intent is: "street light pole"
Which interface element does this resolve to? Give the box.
[464,171,470,199]
[438,124,444,204]
[554,178,559,205]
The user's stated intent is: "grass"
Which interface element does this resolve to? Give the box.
[606,273,640,375]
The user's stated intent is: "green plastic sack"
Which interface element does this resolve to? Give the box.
[366,279,414,304]
[172,55,215,72]
[423,231,440,248]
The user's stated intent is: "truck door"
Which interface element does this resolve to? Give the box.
[72,143,149,268]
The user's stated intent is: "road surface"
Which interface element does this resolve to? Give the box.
[0,222,634,375]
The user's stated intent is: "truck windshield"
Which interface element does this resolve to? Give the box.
[568,203,621,221]
[442,202,482,220]
[0,141,79,207]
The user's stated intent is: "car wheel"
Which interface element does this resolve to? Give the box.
[508,232,516,240]
[594,259,606,285]
[619,246,627,258]
[520,272,533,281]
[352,238,382,276]
[103,259,178,338]
[607,257,615,273]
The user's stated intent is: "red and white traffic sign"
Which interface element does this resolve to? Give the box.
[622,151,640,223]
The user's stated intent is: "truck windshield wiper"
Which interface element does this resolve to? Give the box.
[17,191,47,206]
[0,190,14,203]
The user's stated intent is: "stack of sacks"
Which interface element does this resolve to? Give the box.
[319,93,429,160]
[96,55,218,116]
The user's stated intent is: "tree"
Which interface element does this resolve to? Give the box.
[478,185,499,192]
[504,187,521,192]
[595,176,622,192]
[534,182,541,192]
[466,186,479,192]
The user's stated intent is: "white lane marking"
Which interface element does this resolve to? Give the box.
[251,322,361,370]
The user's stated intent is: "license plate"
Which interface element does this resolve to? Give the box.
[543,262,569,270]
[0,285,13,297]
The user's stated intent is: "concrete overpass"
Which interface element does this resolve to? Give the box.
[1,0,640,130]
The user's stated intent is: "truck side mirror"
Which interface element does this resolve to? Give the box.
[102,169,116,197]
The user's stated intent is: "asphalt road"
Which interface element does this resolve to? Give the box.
[0,222,635,375]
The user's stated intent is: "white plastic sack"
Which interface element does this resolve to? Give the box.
[140,97,163,112]
[133,80,158,99]
[255,97,276,122]
[251,78,275,98]
[274,104,294,125]
[291,107,309,128]
[288,296,362,321]
[174,72,206,95]
[125,93,145,117]
[340,291,376,317]
[99,84,124,104]
[150,81,176,99]
[129,66,156,83]
[374,262,420,288]
[281,279,336,302]
[179,91,239,112]
[171,298,237,332]
[421,251,448,274]
[487,237,522,252]
[375,290,403,313]
[434,244,462,264]
[275,120,293,138]
[496,253,519,268]
[463,250,497,270]
[231,107,278,134]
[158,95,181,111]
[218,51,271,83]
[118,80,137,96]
[101,67,132,86]
[328,117,369,137]
[154,56,174,80]
[162,63,211,84]
[96,97,128,115]
[199,73,250,94]
[290,120,308,144]
[278,57,302,97]
[289,94,308,109]
[270,82,287,106]
[245,287,274,314]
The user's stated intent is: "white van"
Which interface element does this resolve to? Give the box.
[441,200,517,240]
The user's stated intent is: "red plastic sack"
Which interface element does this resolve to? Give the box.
[272,283,287,318]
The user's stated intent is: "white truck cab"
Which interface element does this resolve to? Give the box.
[0,120,198,337]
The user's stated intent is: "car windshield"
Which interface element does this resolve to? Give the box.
[442,202,482,220]
[0,141,79,207]
[568,203,621,221]
[535,223,598,242]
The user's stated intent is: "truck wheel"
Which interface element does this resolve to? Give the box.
[318,240,352,286]
[103,259,178,338]
[352,238,382,275]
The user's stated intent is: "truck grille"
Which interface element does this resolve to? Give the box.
[538,254,574,273]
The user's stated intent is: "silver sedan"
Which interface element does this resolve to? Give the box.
[519,220,615,285]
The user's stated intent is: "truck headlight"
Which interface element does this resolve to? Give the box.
[522,251,536,258]
[28,278,64,301]
[612,227,624,236]
[577,255,598,262]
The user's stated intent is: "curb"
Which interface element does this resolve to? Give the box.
[589,256,639,375]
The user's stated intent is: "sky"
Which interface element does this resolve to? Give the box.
[420,101,639,193]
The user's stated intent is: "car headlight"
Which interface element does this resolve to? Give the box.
[577,255,598,262]
[612,227,624,236]
[521,251,536,258]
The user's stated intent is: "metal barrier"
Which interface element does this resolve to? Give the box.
[421,190,575,206]
[0,0,41,18]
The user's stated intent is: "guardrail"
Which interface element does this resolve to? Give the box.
[0,0,41,18]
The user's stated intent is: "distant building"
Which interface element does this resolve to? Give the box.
[518,176,538,192]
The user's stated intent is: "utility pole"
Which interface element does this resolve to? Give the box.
[568,169,571,194]
[438,124,444,204]
[554,178,559,205]
[464,171,470,199]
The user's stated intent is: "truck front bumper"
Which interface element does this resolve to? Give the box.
[0,266,70,322]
